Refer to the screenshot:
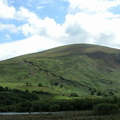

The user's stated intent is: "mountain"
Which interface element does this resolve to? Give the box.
[0,44,120,97]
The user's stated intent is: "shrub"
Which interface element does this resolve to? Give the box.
[70,93,79,97]
[15,106,25,112]
[53,82,59,86]
[93,103,119,115]
[60,84,63,88]
[49,104,60,112]
[38,83,42,87]
[0,86,4,91]
[0,107,8,112]
[31,102,42,112]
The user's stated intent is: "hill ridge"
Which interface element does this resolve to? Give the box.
[23,44,120,59]
[0,44,120,97]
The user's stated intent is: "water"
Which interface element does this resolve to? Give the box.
[0,111,65,115]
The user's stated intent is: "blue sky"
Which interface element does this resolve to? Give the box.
[0,0,120,61]
[8,0,68,23]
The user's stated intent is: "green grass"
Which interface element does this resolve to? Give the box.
[0,44,120,98]
[0,82,60,94]
[53,96,72,100]
[0,82,24,89]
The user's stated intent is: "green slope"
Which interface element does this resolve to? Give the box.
[0,44,120,97]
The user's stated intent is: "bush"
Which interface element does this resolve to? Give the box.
[0,107,8,112]
[49,104,60,112]
[53,82,59,86]
[15,106,25,112]
[70,93,79,97]
[38,83,42,87]
[31,102,42,112]
[93,103,119,115]
[0,86,4,91]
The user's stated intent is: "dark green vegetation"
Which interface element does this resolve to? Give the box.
[0,86,120,115]
[0,86,38,112]
[93,103,119,115]
[0,44,120,115]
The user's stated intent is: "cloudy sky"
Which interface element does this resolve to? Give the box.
[0,0,120,61]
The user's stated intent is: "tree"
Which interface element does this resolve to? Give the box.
[26,82,32,87]
[70,93,79,97]
[60,84,63,88]
[93,103,119,115]
[31,101,42,112]
[53,82,59,86]
[5,87,9,91]
[0,86,4,91]
[96,91,102,96]
[26,82,29,86]
[29,83,32,87]
[38,83,42,87]
[49,104,60,112]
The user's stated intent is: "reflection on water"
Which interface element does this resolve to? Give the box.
[0,112,65,115]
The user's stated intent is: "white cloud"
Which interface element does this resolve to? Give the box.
[20,17,65,38]
[5,34,11,40]
[37,0,54,5]
[68,0,120,12]
[15,7,38,21]
[0,0,37,20]
[62,0,120,47]
[63,12,120,46]
[0,23,20,33]
[37,6,44,10]
[0,35,63,61]
[20,23,33,37]
[4,34,12,41]
[0,0,16,19]
[1,0,120,61]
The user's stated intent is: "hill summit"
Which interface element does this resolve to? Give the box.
[0,44,120,97]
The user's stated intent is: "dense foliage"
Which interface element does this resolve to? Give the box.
[0,86,39,112]
[0,86,120,115]
[93,103,119,115]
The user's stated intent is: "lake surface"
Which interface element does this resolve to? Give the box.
[0,111,65,115]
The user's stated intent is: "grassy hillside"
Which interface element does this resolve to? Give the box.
[0,44,120,97]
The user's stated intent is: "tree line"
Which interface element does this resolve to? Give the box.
[0,86,120,115]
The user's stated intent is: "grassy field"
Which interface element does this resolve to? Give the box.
[0,44,120,119]
[0,82,62,94]
[0,44,120,97]
[0,111,120,120]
